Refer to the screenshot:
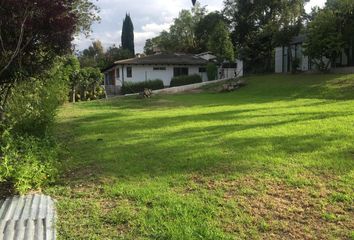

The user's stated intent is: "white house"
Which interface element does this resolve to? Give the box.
[275,35,354,73]
[102,52,244,95]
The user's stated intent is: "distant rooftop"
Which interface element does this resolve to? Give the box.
[114,53,208,66]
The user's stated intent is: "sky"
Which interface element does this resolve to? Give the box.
[74,0,327,53]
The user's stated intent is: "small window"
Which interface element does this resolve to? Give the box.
[199,67,206,73]
[173,67,189,77]
[116,68,120,78]
[127,67,132,78]
[153,67,166,71]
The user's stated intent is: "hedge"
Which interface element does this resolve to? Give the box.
[170,74,202,87]
[121,79,164,94]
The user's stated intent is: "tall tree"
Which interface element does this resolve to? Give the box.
[207,20,234,62]
[79,40,105,68]
[195,12,226,52]
[303,0,354,71]
[144,39,155,55]
[121,14,135,56]
[223,0,308,73]
[0,0,99,116]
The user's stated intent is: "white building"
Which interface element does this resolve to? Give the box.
[103,53,243,95]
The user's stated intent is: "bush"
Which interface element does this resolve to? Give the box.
[0,130,59,194]
[206,63,218,81]
[121,79,164,94]
[0,57,69,194]
[6,71,68,136]
[170,74,202,87]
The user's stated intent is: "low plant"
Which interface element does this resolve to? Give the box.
[170,74,202,87]
[0,130,59,194]
[121,79,164,94]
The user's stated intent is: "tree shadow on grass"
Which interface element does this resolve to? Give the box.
[78,73,354,113]
[54,98,354,184]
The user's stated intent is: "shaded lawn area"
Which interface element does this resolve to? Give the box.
[46,74,354,239]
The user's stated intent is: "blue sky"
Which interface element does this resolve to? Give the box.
[74,0,327,53]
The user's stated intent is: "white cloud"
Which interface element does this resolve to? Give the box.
[305,0,326,12]
[74,0,326,53]
[142,23,171,33]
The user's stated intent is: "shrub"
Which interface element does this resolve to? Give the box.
[170,74,202,87]
[121,79,164,94]
[6,72,68,136]
[0,130,59,194]
[0,58,69,194]
[206,63,218,81]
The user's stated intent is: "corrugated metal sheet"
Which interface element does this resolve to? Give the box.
[0,194,56,240]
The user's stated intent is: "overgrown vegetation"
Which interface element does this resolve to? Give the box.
[0,0,99,194]
[0,60,71,193]
[121,79,164,94]
[170,74,202,87]
[47,74,354,239]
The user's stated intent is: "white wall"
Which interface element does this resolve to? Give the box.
[218,59,244,79]
[275,47,283,73]
[117,65,207,87]
[236,59,244,77]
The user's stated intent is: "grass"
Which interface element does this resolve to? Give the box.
[46,74,354,239]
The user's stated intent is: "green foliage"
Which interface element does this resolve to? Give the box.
[103,46,132,68]
[207,20,234,62]
[121,14,135,56]
[0,0,99,111]
[62,55,104,102]
[0,129,59,194]
[0,56,74,194]
[195,11,226,52]
[303,9,344,72]
[77,67,104,101]
[223,0,307,73]
[144,39,155,55]
[6,68,69,136]
[144,3,206,54]
[206,63,218,81]
[78,40,105,68]
[170,74,202,87]
[121,80,164,94]
[303,0,354,72]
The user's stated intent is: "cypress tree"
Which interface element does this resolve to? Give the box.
[121,14,135,56]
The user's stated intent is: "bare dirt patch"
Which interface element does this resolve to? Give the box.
[187,174,353,239]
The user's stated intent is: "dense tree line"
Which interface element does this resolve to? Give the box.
[304,0,354,71]
[145,0,353,73]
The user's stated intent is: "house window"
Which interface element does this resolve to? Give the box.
[173,67,188,77]
[127,67,132,78]
[199,67,206,73]
[116,68,120,78]
[153,67,166,70]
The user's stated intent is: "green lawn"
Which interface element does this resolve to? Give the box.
[47,74,354,240]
